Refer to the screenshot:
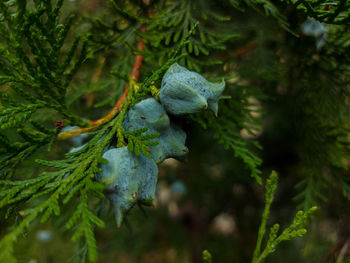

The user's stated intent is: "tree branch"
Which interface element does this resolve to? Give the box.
[58,24,147,140]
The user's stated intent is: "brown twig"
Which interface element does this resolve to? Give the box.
[337,237,350,262]
[234,41,258,56]
[89,24,147,126]
[58,24,147,140]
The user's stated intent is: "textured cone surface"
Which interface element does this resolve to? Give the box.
[160,63,225,115]
[123,98,187,162]
[97,147,158,225]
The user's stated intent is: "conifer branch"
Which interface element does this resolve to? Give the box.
[90,24,147,126]
[3,1,350,262]
[58,22,148,140]
[251,172,317,263]
[191,80,263,184]
[0,48,182,262]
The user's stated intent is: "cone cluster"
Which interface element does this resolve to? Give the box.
[97,63,225,226]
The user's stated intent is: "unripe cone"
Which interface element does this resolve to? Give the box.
[160,63,225,115]
[123,98,187,163]
[97,147,158,225]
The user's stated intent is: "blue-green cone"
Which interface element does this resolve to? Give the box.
[160,63,225,115]
[97,147,158,226]
[157,123,187,162]
[123,98,187,163]
[124,98,170,133]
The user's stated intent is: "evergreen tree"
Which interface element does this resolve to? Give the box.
[1,0,350,262]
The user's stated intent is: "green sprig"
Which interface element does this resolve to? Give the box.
[251,171,317,263]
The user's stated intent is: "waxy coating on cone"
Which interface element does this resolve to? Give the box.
[96,147,158,225]
[160,63,225,115]
[301,17,328,49]
[96,64,225,226]
[123,98,187,163]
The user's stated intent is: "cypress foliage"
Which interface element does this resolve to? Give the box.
[1,0,350,262]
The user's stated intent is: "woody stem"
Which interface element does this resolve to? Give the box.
[58,24,147,140]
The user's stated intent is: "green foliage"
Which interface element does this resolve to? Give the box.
[251,171,317,263]
[229,0,290,32]
[145,0,239,71]
[274,15,350,208]
[124,128,160,158]
[87,0,146,107]
[66,190,104,261]
[0,121,110,262]
[88,0,262,181]
[286,0,350,24]
[0,30,188,261]
[202,171,317,262]
[202,249,213,263]
[191,79,263,184]
[0,70,139,262]
[0,0,89,178]
[1,0,350,262]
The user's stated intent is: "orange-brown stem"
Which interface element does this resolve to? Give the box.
[89,24,147,126]
[234,41,258,56]
[58,24,147,140]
